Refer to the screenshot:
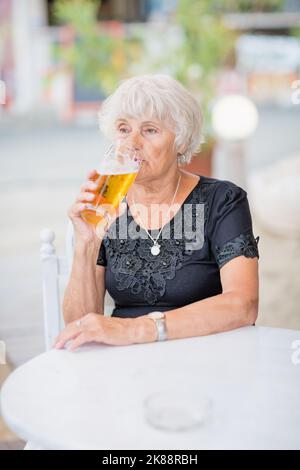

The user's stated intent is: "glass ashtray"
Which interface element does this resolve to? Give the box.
[143,386,212,432]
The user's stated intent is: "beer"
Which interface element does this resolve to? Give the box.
[81,170,138,226]
[81,142,141,229]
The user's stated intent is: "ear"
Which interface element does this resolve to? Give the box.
[177,144,185,155]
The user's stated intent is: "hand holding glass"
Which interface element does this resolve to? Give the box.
[81,142,140,231]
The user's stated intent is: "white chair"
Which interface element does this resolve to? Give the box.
[39,220,75,351]
[39,220,113,351]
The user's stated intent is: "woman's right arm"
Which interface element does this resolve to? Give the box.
[62,169,107,325]
[62,239,106,325]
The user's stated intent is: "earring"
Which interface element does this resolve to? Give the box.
[177,154,186,164]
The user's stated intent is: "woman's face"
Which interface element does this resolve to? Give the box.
[114,116,178,183]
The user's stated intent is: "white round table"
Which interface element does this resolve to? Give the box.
[1,326,300,450]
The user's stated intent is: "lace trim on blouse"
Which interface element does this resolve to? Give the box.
[215,234,260,269]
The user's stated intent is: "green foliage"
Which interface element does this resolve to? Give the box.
[290,27,300,38]
[52,0,141,95]
[51,0,285,132]
[165,0,235,134]
[223,0,284,12]
[165,0,283,134]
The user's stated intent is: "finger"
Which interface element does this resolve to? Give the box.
[54,316,94,348]
[68,332,94,352]
[86,169,99,180]
[54,324,82,349]
[54,331,81,349]
[75,191,96,203]
[80,181,98,192]
[68,202,88,218]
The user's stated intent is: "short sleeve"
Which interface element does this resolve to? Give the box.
[209,181,259,269]
[96,239,107,267]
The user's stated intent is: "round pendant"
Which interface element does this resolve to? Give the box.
[151,244,160,256]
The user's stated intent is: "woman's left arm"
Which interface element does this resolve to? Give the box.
[141,255,259,342]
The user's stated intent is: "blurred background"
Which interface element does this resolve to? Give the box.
[1,0,300,448]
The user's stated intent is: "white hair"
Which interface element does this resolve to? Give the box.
[98,74,204,163]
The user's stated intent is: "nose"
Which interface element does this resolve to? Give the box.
[128,131,142,151]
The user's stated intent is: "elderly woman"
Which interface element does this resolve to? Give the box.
[54,74,259,351]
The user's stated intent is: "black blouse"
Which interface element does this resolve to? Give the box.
[96,176,259,318]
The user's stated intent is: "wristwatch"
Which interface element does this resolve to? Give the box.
[147,311,168,341]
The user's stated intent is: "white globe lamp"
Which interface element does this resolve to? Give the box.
[211,94,259,188]
[212,94,258,141]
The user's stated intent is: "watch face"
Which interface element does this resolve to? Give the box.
[148,311,164,320]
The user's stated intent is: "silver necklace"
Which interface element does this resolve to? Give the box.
[130,173,182,256]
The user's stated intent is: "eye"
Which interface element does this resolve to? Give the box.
[118,126,130,134]
[145,128,158,134]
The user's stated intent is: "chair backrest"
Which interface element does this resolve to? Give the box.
[40,220,74,351]
[40,221,115,351]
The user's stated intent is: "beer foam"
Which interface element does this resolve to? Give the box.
[97,163,139,175]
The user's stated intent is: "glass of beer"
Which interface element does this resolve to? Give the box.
[81,141,141,229]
